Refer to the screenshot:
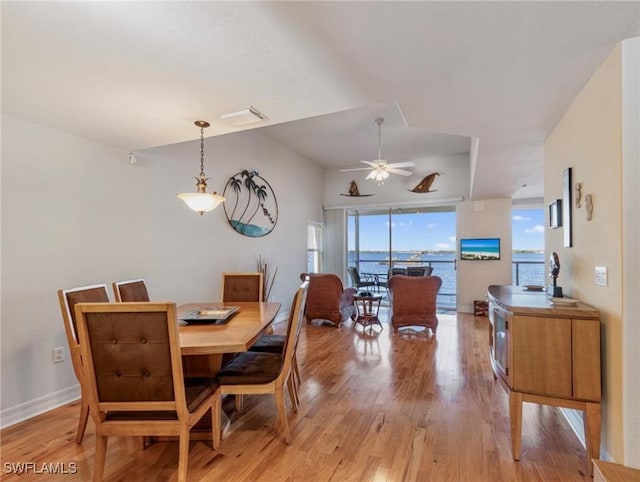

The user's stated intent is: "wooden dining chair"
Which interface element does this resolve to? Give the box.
[74,301,221,482]
[248,275,306,408]
[217,281,308,443]
[221,272,264,302]
[57,284,111,443]
[112,278,150,302]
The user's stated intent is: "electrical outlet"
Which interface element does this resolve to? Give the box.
[52,346,65,363]
[595,266,608,287]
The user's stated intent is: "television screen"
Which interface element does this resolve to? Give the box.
[460,238,501,261]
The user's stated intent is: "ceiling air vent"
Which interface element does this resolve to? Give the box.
[219,106,269,126]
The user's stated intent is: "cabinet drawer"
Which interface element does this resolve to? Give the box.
[512,316,572,397]
[573,319,601,401]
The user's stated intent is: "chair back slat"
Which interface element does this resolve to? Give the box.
[347,267,360,284]
[282,282,308,373]
[112,279,149,302]
[58,285,110,345]
[222,272,263,302]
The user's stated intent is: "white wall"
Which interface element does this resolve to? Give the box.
[456,199,513,312]
[0,114,324,426]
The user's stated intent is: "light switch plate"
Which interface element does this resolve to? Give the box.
[595,266,608,286]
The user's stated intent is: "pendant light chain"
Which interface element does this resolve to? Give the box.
[199,124,206,178]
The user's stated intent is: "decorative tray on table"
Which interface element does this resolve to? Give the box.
[180,305,239,324]
[522,285,545,291]
[549,297,579,306]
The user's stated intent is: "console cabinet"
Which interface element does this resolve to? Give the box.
[487,285,601,473]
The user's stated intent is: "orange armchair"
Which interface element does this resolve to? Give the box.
[388,275,442,333]
[300,273,356,327]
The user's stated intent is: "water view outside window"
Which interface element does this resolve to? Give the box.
[347,207,546,310]
[512,208,545,285]
[347,209,457,309]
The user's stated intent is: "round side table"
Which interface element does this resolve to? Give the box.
[353,295,383,331]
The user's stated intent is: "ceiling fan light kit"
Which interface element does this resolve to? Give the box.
[340,117,415,185]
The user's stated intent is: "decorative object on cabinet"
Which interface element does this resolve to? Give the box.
[474,300,488,316]
[548,251,563,298]
[487,285,601,476]
[549,199,562,228]
[340,180,373,197]
[575,181,583,208]
[409,172,441,193]
[177,121,225,215]
[585,193,593,220]
[563,167,573,247]
[223,170,278,237]
[256,255,277,302]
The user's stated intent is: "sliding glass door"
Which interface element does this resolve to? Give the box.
[347,207,457,310]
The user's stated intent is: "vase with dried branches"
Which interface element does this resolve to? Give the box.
[256,255,277,302]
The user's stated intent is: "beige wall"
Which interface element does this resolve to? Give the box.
[545,45,623,460]
[456,199,513,312]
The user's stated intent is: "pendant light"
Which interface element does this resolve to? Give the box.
[177,120,225,215]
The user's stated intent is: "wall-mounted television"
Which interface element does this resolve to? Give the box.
[460,238,501,261]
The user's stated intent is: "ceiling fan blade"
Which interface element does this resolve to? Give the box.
[340,167,371,172]
[360,160,378,167]
[387,161,416,168]
[386,167,413,176]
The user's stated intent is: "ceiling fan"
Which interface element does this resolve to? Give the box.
[340,117,415,182]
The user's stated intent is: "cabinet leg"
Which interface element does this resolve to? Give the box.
[584,402,601,476]
[509,391,523,460]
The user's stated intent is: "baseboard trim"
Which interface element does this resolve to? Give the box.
[560,407,610,461]
[0,384,80,430]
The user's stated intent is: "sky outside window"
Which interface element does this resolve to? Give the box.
[512,208,545,251]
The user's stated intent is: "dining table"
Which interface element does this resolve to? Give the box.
[177,300,281,439]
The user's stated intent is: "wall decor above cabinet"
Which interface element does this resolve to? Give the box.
[223,170,278,237]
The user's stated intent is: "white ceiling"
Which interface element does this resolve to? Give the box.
[2,2,638,200]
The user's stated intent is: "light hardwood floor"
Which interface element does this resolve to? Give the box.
[1,311,594,481]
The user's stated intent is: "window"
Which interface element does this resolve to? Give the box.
[307,221,323,273]
[512,207,545,285]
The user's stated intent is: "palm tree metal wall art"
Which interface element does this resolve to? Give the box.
[223,170,278,237]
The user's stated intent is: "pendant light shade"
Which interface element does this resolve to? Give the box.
[177,120,225,215]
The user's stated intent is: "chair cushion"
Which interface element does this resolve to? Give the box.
[105,411,179,421]
[217,352,283,385]
[184,377,219,413]
[248,334,285,354]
